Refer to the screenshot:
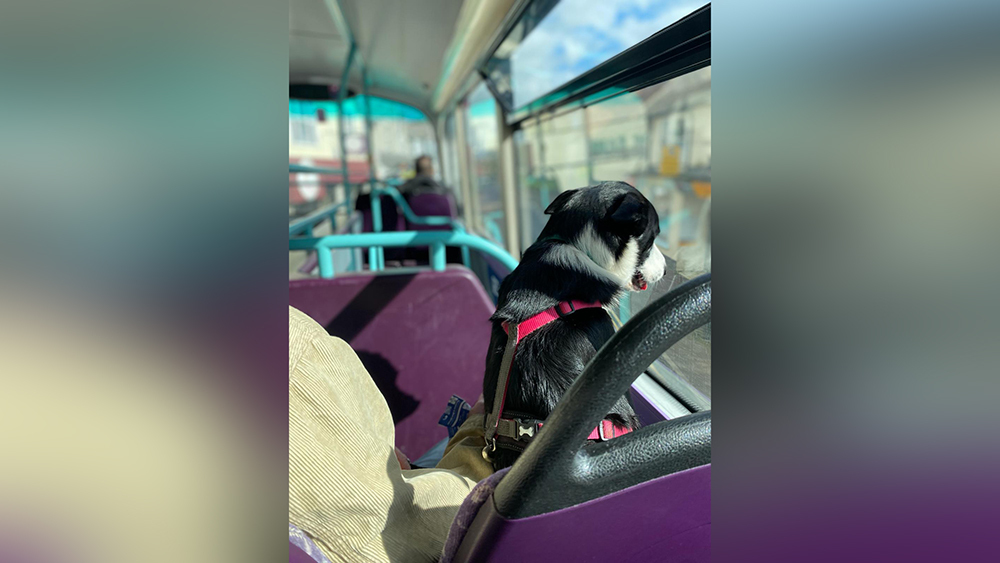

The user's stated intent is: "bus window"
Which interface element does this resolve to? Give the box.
[364,97,438,181]
[588,66,711,277]
[288,98,371,220]
[288,96,438,220]
[462,83,506,246]
[591,67,712,400]
[515,111,590,250]
[515,66,712,400]
[486,0,709,111]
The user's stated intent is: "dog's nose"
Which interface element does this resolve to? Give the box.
[663,263,668,276]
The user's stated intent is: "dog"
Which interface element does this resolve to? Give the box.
[482,181,667,470]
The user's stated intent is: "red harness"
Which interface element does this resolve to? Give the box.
[483,300,633,459]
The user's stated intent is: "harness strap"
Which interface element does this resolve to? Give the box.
[494,416,632,445]
[483,322,518,455]
[483,300,621,461]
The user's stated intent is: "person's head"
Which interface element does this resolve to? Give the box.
[414,155,433,177]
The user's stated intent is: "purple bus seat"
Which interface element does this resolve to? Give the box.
[446,464,710,562]
[288,266,493,458]
[405,192,457,231]
[445,276,713,562]
[356,193,406,233]
[403,192,463,265]
[356,193,406,264]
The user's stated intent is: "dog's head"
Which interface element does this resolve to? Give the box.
[540,182,666,291]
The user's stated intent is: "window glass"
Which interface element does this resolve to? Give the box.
[514,66,711,399]
[590,66,711,398]
[515,111,589,249]
[365,97,438,182]
[440,113,463,209]
[288,96,438,220]
[587,66,711,278]
[486,0,708,110]
[462,83,506,246]
[289,98,368,220]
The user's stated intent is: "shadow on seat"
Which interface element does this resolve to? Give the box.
[289,266,494,458]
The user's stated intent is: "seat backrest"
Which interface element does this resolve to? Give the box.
[405,192,457,231]
[288,266,494,458]
[356,193,406,233]
[449,464,710,562]
[448,275,713,562]
[356,193,406,263]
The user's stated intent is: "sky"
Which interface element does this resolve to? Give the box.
[508,0,706,108]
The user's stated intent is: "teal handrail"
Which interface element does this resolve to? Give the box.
[289,199,353,237]
[371,184,455,227]
[289,230,518,279]
[289,163,344,175]
[368,183,470,271]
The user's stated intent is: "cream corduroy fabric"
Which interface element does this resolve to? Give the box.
[289,306,491,562]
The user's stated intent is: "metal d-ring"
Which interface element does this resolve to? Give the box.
[482,438,497,462]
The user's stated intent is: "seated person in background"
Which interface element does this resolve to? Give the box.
[399,155,449,198]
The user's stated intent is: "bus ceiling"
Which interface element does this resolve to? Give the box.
[290,0,525,120]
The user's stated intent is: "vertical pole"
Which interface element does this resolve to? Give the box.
[338,43,356,222]
[536,115,550,249]
[496,104,520,259]
[583,104,595,185]
[430,242,446,271]
[361,66,383,268]
[318,243,335,279]
[370,191,384,270]
[453,106,476,230]
[362,66,376,186]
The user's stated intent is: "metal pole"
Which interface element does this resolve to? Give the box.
[429,241,446,271]
[318,244,335,278]
[361,65,384,269]
[583,104,594,185]
[496,105,521,258]
[338,43,356,211]
[362,66,376,186]
[454,108,476,229]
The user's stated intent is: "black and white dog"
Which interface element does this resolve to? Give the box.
[483,181,667,470]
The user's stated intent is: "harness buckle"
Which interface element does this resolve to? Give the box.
[555,301,576,318]
[515,419,537,440]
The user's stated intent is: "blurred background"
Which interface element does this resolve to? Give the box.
[0,0,997,561]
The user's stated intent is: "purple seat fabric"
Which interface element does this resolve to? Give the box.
[406,192,458,231]
[289,266,494,458]
[441,467,511,563]
[630,385,670,425]
[449,464,711,562]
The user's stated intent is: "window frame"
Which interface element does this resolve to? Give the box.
[482,3,711,126]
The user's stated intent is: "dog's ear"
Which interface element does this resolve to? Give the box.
[544,189,578,215]
[608,192,648,234]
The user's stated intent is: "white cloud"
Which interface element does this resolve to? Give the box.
[507,0,707,107]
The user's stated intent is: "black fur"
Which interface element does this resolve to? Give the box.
[483,182,661,470]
